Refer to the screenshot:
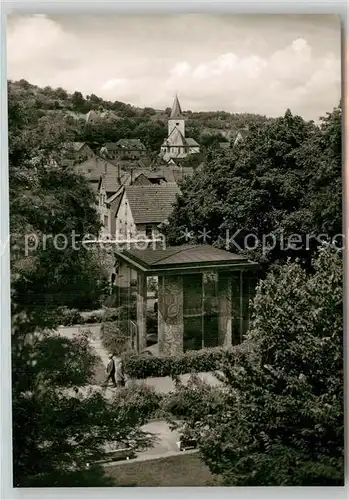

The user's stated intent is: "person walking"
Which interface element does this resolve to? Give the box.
[116,358,126,388]
[103,353,117,388]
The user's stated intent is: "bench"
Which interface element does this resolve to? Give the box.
[176,438,197,451]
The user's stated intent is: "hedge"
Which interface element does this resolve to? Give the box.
[122,347,228,379]
[57,307,83,326]
[57,305,135,326]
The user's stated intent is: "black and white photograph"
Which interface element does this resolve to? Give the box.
[4,12,343,488]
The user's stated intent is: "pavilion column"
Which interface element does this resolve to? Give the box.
[218,272,232,347]
[136,272,147,352]
[158,275,184,355]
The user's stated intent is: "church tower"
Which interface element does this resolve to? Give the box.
[160,94,199,161]
[168,94,185,137]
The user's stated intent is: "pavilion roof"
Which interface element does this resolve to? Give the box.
[115,244,258,276]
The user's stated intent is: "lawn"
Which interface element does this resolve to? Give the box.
[105,453,219,487]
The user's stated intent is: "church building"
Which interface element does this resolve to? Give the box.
[160,95,200,161]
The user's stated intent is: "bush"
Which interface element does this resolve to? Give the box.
[122,347,228,379]
[101,322,130,356]
[83,312,104,324]
[57,307,83,326]
[103,308,120,322]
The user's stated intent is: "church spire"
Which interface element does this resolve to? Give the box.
[170,94,183,118]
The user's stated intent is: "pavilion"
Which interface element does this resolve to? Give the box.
[115,244,259,355]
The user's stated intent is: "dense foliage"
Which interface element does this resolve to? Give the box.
[101,321,131,356]
[9,83,158,486]
[9,79,269,155]
[8,78,343,487]
[13,329,160,487]
[122,347,228,379]
[162,246,343,486]
[165,106,342,272]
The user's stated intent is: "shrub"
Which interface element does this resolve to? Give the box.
[164,246,344,486]
[57,307,83,326]
[122,347,228,379]
[103,308,120,322]
[83,312,104,324]
[101,322,130,356]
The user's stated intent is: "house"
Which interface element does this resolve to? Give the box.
[96,176,111,238]
[116,139,147,159]
[160,95,200,161]
[85,110,100,124]
[233,126,249,146]
[64,141,95,157]
[218,141,230,150]
[100,143,119,159]
[74,155,126,237]
[75,155,115,180]
[110,184,180,287]
[100,139,146,160]
[61,142,95,166]
[132,172,167,186]
[112,184,180,240]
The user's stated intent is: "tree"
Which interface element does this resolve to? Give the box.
[165,107,341,272]
[12,328,160,486]
[9,87,160,486]
[71,91,86,112]
[163,246,343,486]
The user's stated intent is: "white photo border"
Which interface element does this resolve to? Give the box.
[0,1,347,499]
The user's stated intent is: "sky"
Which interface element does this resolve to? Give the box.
[6,14,341,120]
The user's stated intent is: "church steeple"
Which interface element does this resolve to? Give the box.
[160,94,200,160]
[170,94,184,119]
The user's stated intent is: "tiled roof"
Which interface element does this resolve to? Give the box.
[163,127,187,147]
[64,141,86,152]
[75,157,104,179]
[75,156,121,188]
[102,168,123,195]
[185,137,199,146]
[124,185,180,224]
[172,167,194,183]
[146,172,166,179]
[104,142,119,151]
[132,173,153,186]
[86,110,99,122]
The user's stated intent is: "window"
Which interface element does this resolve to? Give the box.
[104,215,108,228]
[145,225,152,238]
